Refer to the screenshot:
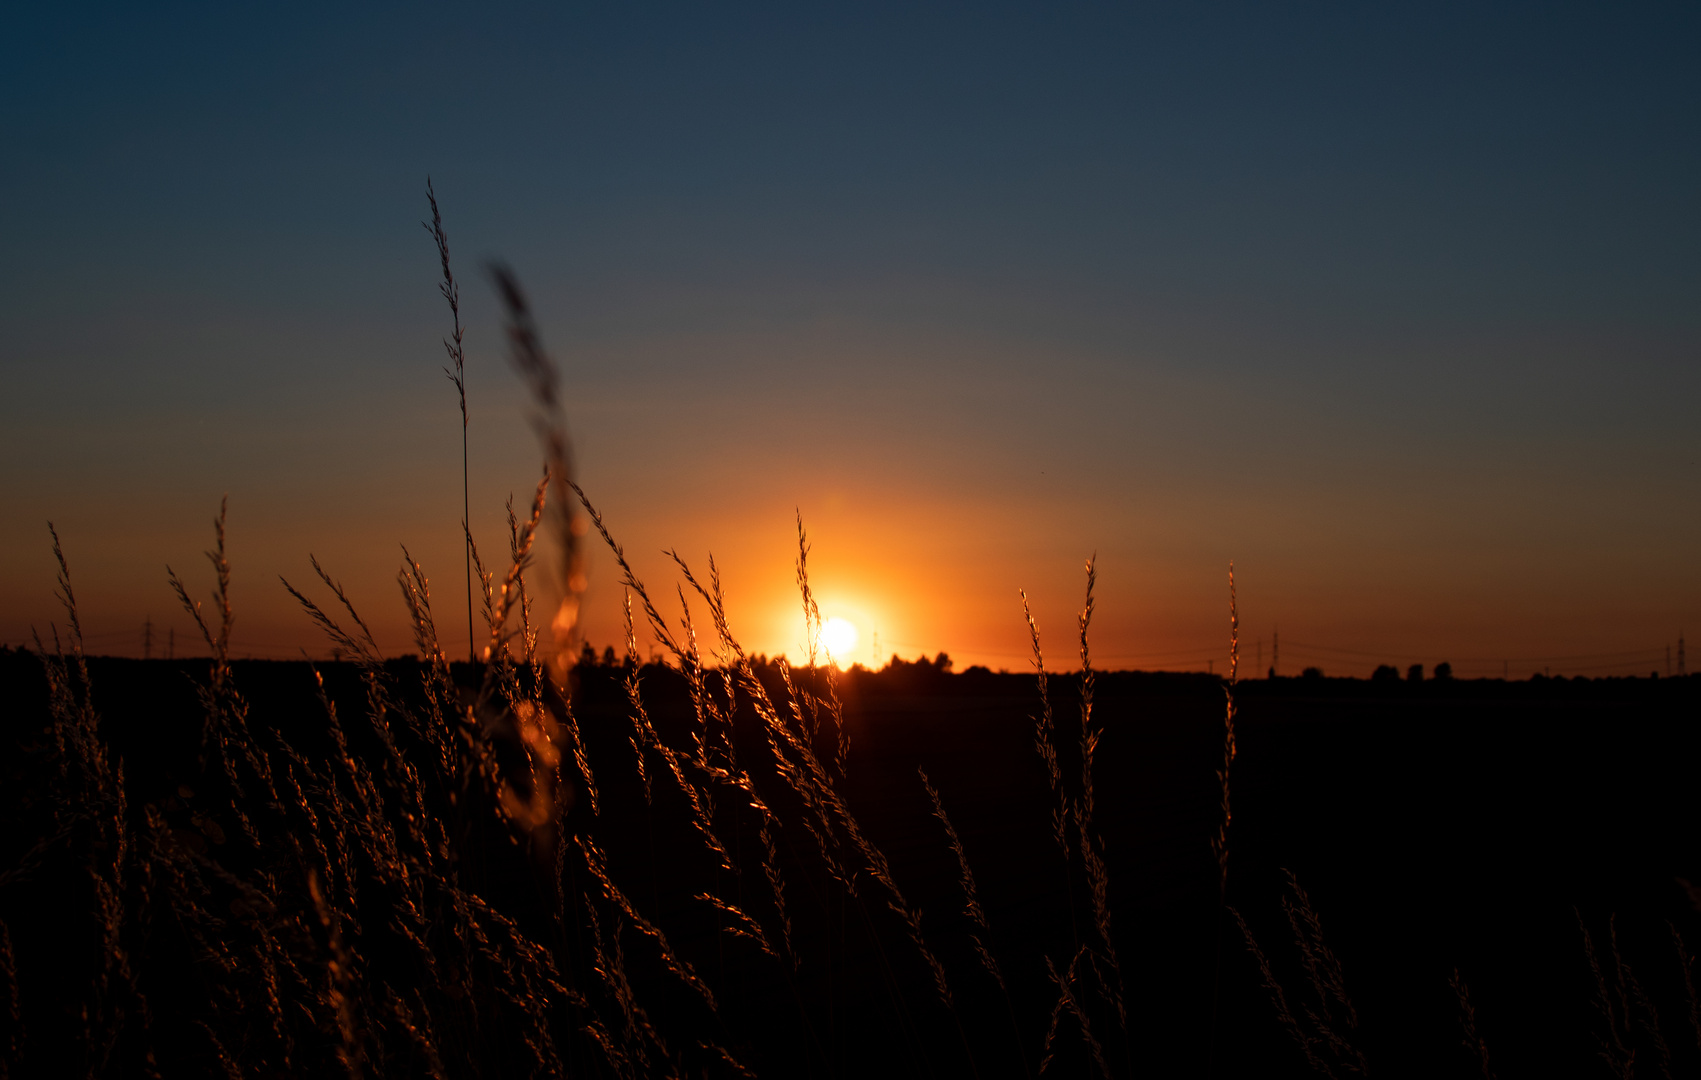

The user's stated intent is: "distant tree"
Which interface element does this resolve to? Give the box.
[602,645,617,666]
[1434,661,1453,680]
[1372,664,1400,682]
[934,652,953,673]
[1407,663,1424,682]
[1301,666,1324,680]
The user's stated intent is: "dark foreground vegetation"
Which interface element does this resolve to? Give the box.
[5,195,1698,1078]
[3,549,1700,1078]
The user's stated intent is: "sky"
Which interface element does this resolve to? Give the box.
[3,3,1699,677]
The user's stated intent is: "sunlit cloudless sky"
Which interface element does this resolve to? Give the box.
[4,3,1698,675]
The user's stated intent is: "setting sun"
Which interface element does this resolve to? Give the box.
[820,616,859,661]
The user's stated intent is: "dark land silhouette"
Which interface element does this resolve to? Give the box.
[3,645,1697,1077]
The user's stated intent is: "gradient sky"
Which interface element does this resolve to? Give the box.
[4,3,1699,677]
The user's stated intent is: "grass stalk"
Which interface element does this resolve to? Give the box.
[1042,947,1111,1080]
[489,263,587,684]
[1020,588,1078,956]
[1071,557,1129,1057]
[921,768,1033,1080]
[424,179,474,666]
[1206,561,1239,1076]
[1450,968,1495,1080]
[1673,922,1701,1062]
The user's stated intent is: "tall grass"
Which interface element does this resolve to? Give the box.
[5,234,1701,1080]
[1206,563,1238,1076]
[424,180,474,666]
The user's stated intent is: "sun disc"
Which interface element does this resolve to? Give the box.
[821,616,859,660]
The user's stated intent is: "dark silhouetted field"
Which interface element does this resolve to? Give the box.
[4,633,1697,1078]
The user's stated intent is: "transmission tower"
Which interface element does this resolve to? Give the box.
[143,617,153,660]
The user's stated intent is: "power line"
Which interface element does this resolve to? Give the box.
[1283,639,1669,665]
